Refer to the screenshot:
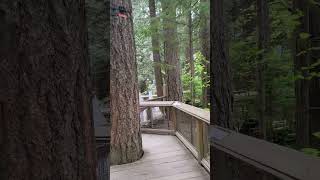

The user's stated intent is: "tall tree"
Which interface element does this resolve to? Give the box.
[0,1,96,179]
[110,0,143,164]
[294,0,320,147]
[149,0,164,97]
[185,1,195,104]
[256,0,270,139]
[161,0,183,101]
[211,0,234,129]
[199,0,210,108]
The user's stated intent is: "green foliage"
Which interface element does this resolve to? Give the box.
[300,132,320,157]
[229,0,302,142]
[86,0,108,99]
[301,148,320,157]
[133,0,156,93]
[313,132,320,139]
[133,0,209,101]
[182,51,209,105]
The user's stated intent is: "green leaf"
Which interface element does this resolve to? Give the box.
[309,0,320,6]
[313,132,320,139]
[301,148,320,157]
[299,32,310,39]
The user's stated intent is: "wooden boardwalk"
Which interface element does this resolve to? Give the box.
[110,134,210,180]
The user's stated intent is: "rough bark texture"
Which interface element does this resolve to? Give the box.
[149,0,164,97]
[294,0,320,148]
[256,0,270,139]
[200,0,210,108]
[0,1,97,179]
[210,0,234,129]
[161,0,183,102]
[185,2,195,105]
[110,0,143,165]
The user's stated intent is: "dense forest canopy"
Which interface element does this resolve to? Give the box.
[132,0,320,157]
[220,0,320,156]
[133,0,210,107]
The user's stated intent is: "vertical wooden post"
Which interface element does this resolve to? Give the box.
[197,120,204,163]
[170,108,177,131]
[147,107,153,128]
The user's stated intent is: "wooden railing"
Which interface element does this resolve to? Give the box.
[139,101,320,180]
[139,101,210,172]
[210,126,320,180]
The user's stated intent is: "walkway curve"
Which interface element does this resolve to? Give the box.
[111,134,209,180]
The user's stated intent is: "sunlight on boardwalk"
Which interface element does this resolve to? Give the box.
[110,134,209,180]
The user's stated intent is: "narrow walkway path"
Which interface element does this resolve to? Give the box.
[110,134,209,180]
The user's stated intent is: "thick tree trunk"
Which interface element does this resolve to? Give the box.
[0,1,96,179]
[256,0,270,139]
[161,0,183,102]
[294,0,320,148]
[110,0,143,165]
[293,0,310,147]
[200,0,210,108]
[185,2,195,105]
[210,0,234,129]
[149,0,164,97]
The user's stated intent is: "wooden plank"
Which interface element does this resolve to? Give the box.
[176,131,199,159]
[141,128,175,135]
[196,120,204,163]
[172,102,210,124]
[140,101,175,107]
[210,125,320,180]
[145,96,167,101]
[110,134,209,180]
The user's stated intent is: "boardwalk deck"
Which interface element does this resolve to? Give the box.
[110,134,210,180]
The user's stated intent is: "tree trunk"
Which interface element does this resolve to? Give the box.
[294,0,310,147]
[294,0,320,148]
[200,0,210,108]
[161,0,183,102]
[110,0,143,165]
[256,0,270,139]
[0,1,96,179]
[210,0,234,129]
[149,0,164,97]
[185,1,195,105]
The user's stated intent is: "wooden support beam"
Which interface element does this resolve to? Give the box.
[170,108,177,131]
[146,107,153,128]
[197,120,204,163]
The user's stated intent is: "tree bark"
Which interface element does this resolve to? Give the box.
[294,0,320,148]
[161,0,183,102]
[200,0,210,108]
[210,0,234,129]
[185,1,195,105]
[110,0,143,165]
[256,0,270,139]
[149,0,164,97]
[0,1,96,179]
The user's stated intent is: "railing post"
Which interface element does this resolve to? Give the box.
[196,120,204,163]
[170,107,177,131]
[147,107,153,128]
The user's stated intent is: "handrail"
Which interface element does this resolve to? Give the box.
[145,96,167,101]
[210,125,320,180]
[139,101,210,172]
[140,101,210,124]
[172,101,210,124]
[139,101,320,180]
